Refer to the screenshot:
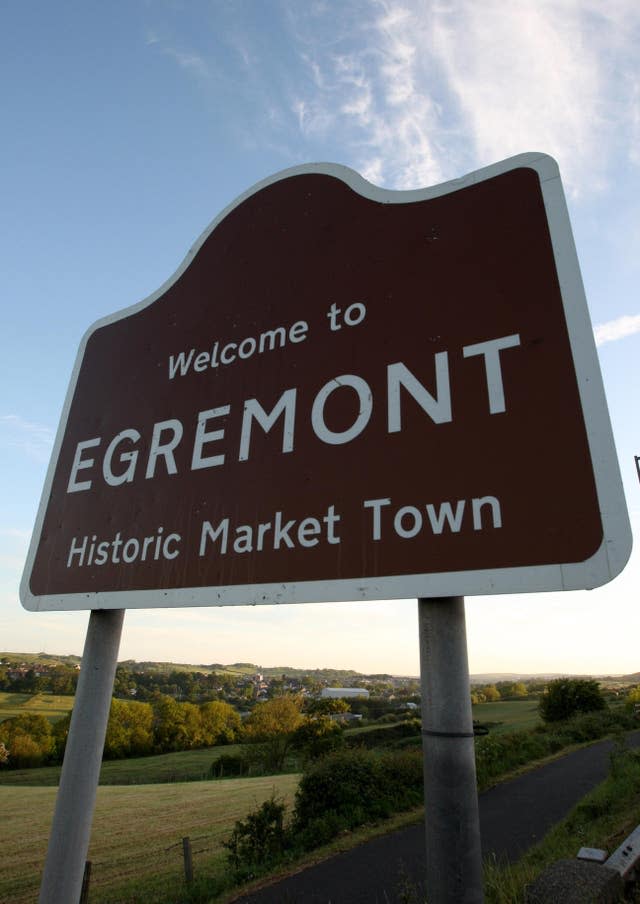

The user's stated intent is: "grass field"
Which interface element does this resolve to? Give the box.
[472,699,541,734]
[0,691,74,724]
[0,743,250,787]
[0,773,300,904]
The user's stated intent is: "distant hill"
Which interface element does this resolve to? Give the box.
[2,653,636,685]
[0,651,81,668]
[469,672,640,685]
[470,673,569,684]
[2,653,382,683]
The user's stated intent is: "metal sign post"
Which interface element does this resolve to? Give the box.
[38,609,124,904]
[419,597,483,903]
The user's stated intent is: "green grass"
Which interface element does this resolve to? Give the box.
[472,699,541,734]
[343,720,406,737]
[0,691,74,724]
[0,773,300,904]
[0,743,251,787]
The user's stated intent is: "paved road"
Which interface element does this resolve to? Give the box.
[231,731,640,904]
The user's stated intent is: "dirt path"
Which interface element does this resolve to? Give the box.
[231,730,640,904]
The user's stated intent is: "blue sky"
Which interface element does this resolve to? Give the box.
[2,0,639,675]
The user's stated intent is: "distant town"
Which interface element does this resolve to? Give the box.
[2,651,638,713]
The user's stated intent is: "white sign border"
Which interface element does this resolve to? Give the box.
[20,152,632,612]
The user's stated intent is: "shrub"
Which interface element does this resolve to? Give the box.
[292,747,424,850]
[475,707,635,790]
[223,795,288,878]
[539,678,605,723]
[475,730,553,788]
[210,753,248,778]
[294,809,346,851]
[294,748,383,831]
[391,734,423,751]
[379,749,423,810]
[345,719,421,750]
[625,686,640,712]
[549,708,634,747]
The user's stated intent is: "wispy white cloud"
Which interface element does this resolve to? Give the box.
[141,2,640,196]
[0,415,54,463]
[285,0,640,195]
[287,2,447,188]
[594,314,640,346]
[161,46,210,79]
[428,0,640,196]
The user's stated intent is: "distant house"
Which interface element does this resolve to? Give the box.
[321,687,370,700]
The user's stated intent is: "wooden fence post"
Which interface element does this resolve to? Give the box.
[182,837,193,884]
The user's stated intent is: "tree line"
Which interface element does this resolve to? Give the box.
[0,693,351,770]
[0,696,242,768]
[0,661,235,703]
[3,678,636,772]
[470,680,544,704]
[0,663,79,696]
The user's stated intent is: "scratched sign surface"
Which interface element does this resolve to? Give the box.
[20,154,631,611]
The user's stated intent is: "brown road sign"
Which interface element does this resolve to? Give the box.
[21,153,631,611]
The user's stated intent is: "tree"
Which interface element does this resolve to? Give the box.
[300,675,323,696]
[291,715,344,763]
[266,678,285,698]
[200,701,241,745]
[244,695,304,738]
[104,699,154,759]
[52,712,71,761]
[625,687,640,712]
[151,694,189,752]
[182,702,205,748]
[539,678,605,723]
[304,697,350,716]
[482,685,501,702]
[243,695,304,772]
[0,741,8,764]
[0,714,55,767]
[113,666,137,699]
